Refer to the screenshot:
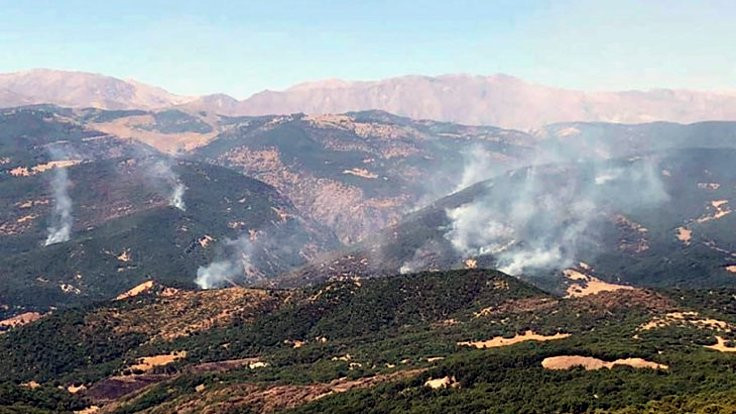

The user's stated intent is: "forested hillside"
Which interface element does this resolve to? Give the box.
[1,269,735,413]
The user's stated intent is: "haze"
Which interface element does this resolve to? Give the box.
[2,0,735,98]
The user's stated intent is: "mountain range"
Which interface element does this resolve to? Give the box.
[3,69,736,129]
[2,67,736,413]
[3,103,736,317]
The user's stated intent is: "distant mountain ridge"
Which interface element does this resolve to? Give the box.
[2,69,736,129]
[238,74,736,129]
[0,69,191,110]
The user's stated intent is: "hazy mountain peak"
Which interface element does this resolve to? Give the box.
[3,69,736,128]
[237,73,736,129]
[287,78,357,91]
[0,68,191,110]
[176,93,242,115]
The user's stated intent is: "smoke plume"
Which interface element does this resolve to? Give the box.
[195,215,320,289]
[149,159,187,211]
[412,142,521,213]
[44,164,73,246]
[170,181,186,211]
[453,144,510,192]
[442,156,669,277]
[196,236,259,289]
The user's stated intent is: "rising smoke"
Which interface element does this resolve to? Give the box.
[452,144,510,192]
[149,158,187,211]
[411,142,520,213]
[170,180,186,211]
[441,155,669,277]
[196,236,259,289]
[44,163,73,246]
[43,147,77,246]
[195,216,320,289]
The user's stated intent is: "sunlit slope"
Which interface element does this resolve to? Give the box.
[2,269,736,413]
[194,110,535,243]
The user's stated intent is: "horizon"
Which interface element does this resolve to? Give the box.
[2,0,735,98]
[4,67,736,101]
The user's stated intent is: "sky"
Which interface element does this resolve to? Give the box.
[1,0,734,98]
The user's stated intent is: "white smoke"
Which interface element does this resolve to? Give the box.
[594,168,623,185]
[194,211,325,289]
[150,159,187,211]
[195,236,259,289]
[453,144,507,192]
[412,143,521,214]
[44,164,73,246]
[196,260,239,289]
[170,181,186,211]
[443,156,669,277]
[445,198,515,256]
[498,248,564,276]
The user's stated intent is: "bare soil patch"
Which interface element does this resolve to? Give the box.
[705,336,736,353]
[424,376,458,389]
[126,351,186,373]
[458,330,570,348]
[639,311,731,332]
[676,226,692,245]
[564,269,634,298]
[115,281,153,300]
[697,200,732,223]
[542,355,668,371]
[0,312,43,329]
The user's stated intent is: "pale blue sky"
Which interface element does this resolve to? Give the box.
[1,0,734,98]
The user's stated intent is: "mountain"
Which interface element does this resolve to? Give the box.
[0,69,191,110]
[537,120,736,160]
[2,99,736,412]
[1,105,535,244]
[193,110,535,243]
[0,107,338,315]
[0,88,33,106]
[236,74,736,130]
[280,147,736,291]
[177,93,243,116]
[0,158,339,314]
[3,70,736,130]
[2,268,736,413]
[79,107,224,153]
[4,106,736,301]
[4,106,736,295]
